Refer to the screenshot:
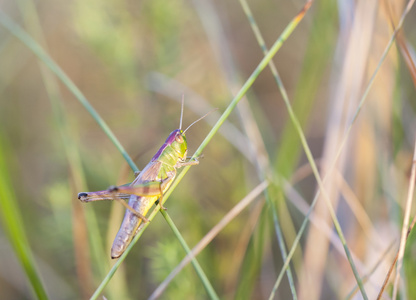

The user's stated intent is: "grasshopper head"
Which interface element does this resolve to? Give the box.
[167,129,188,159]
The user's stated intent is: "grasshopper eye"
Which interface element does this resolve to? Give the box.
[175,134,184,143]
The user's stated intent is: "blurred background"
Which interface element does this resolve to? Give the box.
[0,0,416,299]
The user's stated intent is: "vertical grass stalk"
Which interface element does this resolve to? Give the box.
[159,209,219,300]
[269,0,416,297]
[0,10,139,173]
[0,1,313,297]
[0,135,49,300]
[237,0,369,297]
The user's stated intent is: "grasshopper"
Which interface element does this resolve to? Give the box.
[78,101,212,258]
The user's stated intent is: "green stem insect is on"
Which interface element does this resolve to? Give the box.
[78,101,213,258]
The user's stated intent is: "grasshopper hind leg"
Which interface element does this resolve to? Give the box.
[117,198,150,223]
[108,186,150,223]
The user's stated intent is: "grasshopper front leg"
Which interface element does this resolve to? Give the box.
[176,156,200,168]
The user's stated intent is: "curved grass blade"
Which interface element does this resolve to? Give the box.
[90,0,312,296]
[0,10,223,300]
[392,137,416,299]
[0,10,215,299]
[164,0,314,201]
[269,0,416,297]
[159,209,219,300]
[15,1,107,296]
[0,134,49,300]
[149,181,268,300]
[146,73,254,163]
[193,1,299,297]
[344,240,396,300]
[14,1,127,297]
[244,0,415,298]
[0,10,139,173]
[89,206,217,300]
[239,0,336,298]
[1,0,313,297]
[237,0,368,298]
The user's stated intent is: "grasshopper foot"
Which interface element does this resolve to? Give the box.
[140,215,151,223]
[155,199,167,211]
[129,209,150,223]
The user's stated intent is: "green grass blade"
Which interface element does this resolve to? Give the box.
[269,0,416,297]
[234,208,268,300]
[89,206,157,299]
[238,0,368,297]
[345,240,395,300]
[273,0,337,179]
[0,10,139,173]
[149,181,269,298]
[164,0,313,200]
[2,1,313,298]
[195,1,299,297]
[159,209,219,300]
[89,2,312,296]
[89,204,217,299]
[0,135,49,300]
[239,0,341,297]
[14,1,120,297]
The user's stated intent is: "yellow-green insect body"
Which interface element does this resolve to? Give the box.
[78,105,213,258]
[109,129,192,258]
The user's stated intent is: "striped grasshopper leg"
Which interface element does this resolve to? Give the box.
[79,125,202,258]
[78,178,172,223]
[78,175,176,258]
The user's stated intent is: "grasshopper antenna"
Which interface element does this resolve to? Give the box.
[183,108,218,134]
[179,94,185,130]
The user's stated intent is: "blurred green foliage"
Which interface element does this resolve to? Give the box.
[0,0,416,299]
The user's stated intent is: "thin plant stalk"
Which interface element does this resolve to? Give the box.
[149,2,312,297]
[16,2,134,297]
[392,136,416,299]
[0,10,139,173]
[0,135,49,300]
[89,204,216,298]
[237,0,368,297]
[146,73,253,163]
[192,1,298,297]
[0,10,218,299]
[0,1,311,298]
[269,0,416,296]
[147,76,297,296]
[237,1,320,298]
[149,181,269,300]
[159,209,219,300]
[15,1,106,297]
[343,241,396,299]
[163,0,313,211]
[91,0,311,295]
[195,0,300,297]
[376,214,416,299]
